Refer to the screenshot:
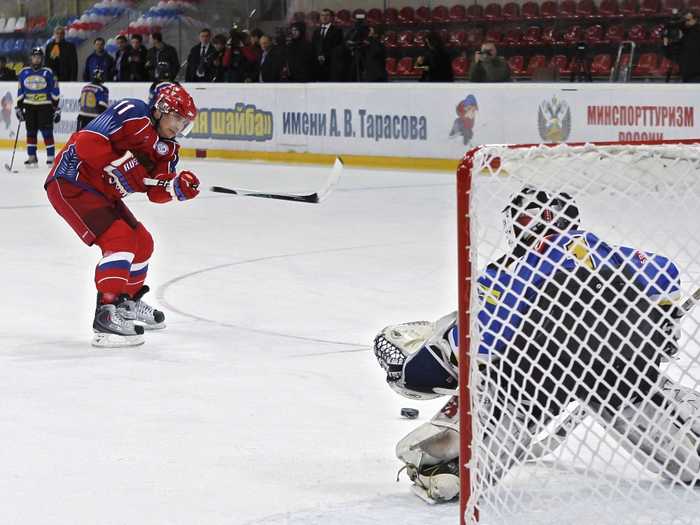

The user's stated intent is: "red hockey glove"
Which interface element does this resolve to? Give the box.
[146,171,200,203]
[106,151,148,197]
[172,170,200,201]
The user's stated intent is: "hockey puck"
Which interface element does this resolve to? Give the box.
[401,407,419,419]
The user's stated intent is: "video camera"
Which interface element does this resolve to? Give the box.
[346,12,369,48]
[664,9,685,44]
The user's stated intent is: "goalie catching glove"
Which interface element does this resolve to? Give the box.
[147,170,200,203]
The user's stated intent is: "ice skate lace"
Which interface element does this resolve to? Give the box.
[121,299,157,322]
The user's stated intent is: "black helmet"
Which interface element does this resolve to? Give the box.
[30,47,44,58]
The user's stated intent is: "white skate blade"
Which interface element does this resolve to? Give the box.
[91,332,145,348]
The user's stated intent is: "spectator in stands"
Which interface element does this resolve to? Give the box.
[146,32,180,81]
[0,56,17,81]
[311,9,344,81]
[363,26,387,82]
[416,31,454,82]
[223,30,254,82]
[113,35,131,81]
[209,34,228,82]
[680,10,700,82]
[83,37,114,82]
[257,35,285,82]
[243,28,263,65]
[468,43,511,82]
[186,28,217,82]
[127,34,148,81]
[45,26,78,81]
[286,22,314,82]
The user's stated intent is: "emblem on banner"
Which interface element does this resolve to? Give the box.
[537,96,571,143]
[449,94,479,145]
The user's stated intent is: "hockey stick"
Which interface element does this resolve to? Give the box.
[4,120,22,174]
[209,157,344,203]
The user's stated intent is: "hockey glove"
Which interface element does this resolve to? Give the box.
[106,151,148,198]
[53,108,61,124]
[146,171,200,203]
[15,106,24,122]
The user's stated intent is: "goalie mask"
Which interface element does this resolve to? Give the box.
[503,186,580,253]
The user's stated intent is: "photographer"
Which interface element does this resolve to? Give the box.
[468,42,511,82]
[569,41,592,82]
[146,32,179,81]
[209,34,228,82]
[416,31,454,82]
[679,11,700,82]
[363,27,387,82]
[345,13,370,82]
[223,30,255,82]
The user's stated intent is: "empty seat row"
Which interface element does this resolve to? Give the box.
[382,23,666,49]
[294,0,698,27]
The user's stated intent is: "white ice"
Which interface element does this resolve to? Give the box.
[0,155,460,525]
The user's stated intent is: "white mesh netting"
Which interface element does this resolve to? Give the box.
[458,142,700,525]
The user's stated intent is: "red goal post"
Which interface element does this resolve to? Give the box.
[457,139,700,525]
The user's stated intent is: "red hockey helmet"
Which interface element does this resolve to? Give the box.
[153,84,197,137]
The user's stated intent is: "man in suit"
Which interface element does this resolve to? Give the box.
[257,35,285,82]
[45,26,78,81]
[311,9,344,81]
[113,35,131,81]
[186,28,218,81]
[127,34,148,81]
[146,32,180,81]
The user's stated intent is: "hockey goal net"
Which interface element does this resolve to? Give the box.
[457,141,700,525]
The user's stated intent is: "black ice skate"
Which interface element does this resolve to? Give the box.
[92,302,145,348]
[118,285,166,330]
[24,155,38,168]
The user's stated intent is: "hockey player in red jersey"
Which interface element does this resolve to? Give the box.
[45,84,200,348]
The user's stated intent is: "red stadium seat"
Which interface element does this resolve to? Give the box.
[688,0,700,10]
[396,56,417,76]
[367,8,383,25]
[385,57,397,76]
[382,30,398,48]
[485,28,502,43]
[398,6,416,23]
[467,4,485,20]
[577,0,597,16]
[605,24,625,42]
[586,24,604,43]
[649,23,665,40]
[527,54,547,76]
[484,3,503,20]
[452,56,469,76]
[438,28,451,45]
[661,0,685,12]
[599,0,621,15]
[523,25,543,44]
[620,0,639,15]
[449,30,467,47]
[465,27,485,46]
[639,0,660,13]
[652,56,680,76]
[522,1,540,18]
[628,24,647,41]
[562,25,585,42]
[449,4,467,20]
[414,30,429,47]
[384,7,399,25]
[432,5,450,22]
[503,2,521,19]
[507,55,526,74]
[542,26,560,44]
[560,0,578,17]
[336,9,352,26]
[415,6,432,22]
[591,53,613,74]
[550,54,571,75]
[398,30,415,47]
[541,1,560,18]
[503,28,523,45]
[633,52,659,75]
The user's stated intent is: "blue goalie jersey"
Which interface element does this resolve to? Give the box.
[476,230,680,357]
[17,67,60,107]
[78,82,109,117]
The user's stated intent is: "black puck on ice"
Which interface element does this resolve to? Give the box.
[401,407,419,419]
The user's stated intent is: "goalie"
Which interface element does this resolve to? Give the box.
[374,186,700,503]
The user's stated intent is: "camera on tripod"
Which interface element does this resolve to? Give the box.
[346,12,369,50]
[664,9,685,44]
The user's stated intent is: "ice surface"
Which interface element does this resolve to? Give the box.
[0,154,459,524]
